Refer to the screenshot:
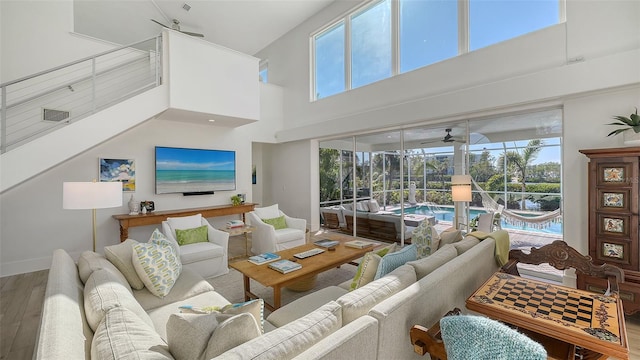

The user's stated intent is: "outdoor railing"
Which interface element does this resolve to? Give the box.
[0,35,162,153]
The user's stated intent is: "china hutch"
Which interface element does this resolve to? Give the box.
[580,147,640,315]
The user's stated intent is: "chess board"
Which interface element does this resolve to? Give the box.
[468,273,622,345]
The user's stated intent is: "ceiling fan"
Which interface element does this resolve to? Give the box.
[421,129,465,145]
[151,19,204,38]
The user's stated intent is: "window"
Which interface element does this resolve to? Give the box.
[351,0,392,89]
[400,0,458,73]
[259,60,268,83]
[314,22,345,99]
[470,0,560,51]
[311,0,561,100]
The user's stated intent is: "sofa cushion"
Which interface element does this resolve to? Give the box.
[84,269,154,332]
[356,201,369,212]
[132,238,182,298]
[167,312,261,360]
[262,215,287,229]
[91,306,173,360]
[179,299,265,334]
[104,238,145,290]
[146,291,231,341]
[254,204,280,219]
[179,242,224,265]
[338,264,416,324]
[454,236,481,255]
[374,244,417,280]
[167,214,202,232]
[267,286,348,327]
[275,228,306,243]
[216,301,342,360]
[368,199,381,213]
[77,250,129,288]
[175,225,208,245]
[438,228,463,249]
[133,267,215,311]
[407,243,458,279]
[349,243,397,291]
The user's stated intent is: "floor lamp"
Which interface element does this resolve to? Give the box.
[63,181,122,251]
[451,175,472,230]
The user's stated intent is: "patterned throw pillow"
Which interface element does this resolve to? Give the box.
[179,299,265,334]
[374,244,417,280]
[349,243,397,290]
[175,225,209,245]
[411,223,441,259]
[132,234,182,298]
[262,215,287,230]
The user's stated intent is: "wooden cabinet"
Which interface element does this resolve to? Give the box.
[580,147,640,315]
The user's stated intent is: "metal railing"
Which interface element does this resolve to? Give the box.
[0,35,162,153]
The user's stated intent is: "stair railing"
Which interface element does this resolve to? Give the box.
[0,35,162,153]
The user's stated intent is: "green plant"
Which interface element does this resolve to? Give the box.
[231,195,242,206]
[607,108,640,137]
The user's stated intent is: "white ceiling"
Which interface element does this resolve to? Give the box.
[73,0,335,55]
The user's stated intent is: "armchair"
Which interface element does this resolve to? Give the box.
[161,213,229,279]
[246,204,306,255]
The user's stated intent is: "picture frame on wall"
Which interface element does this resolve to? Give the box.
[99,158,135,192]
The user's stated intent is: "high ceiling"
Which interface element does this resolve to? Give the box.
[73,0,336,55]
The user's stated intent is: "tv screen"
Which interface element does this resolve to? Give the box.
[155,146,236,194]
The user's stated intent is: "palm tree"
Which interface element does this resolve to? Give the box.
[498,139,544,210]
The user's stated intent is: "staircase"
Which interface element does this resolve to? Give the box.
[0,35,166,193]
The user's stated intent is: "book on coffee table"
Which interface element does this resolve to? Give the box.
[247,252,281,265]
[345,240,376,249]
[268,259,302,274]
[313,239,340,248]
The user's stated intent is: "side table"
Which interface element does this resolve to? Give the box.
[219,225,255,260]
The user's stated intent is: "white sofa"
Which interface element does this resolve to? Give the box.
[34,231,502,359]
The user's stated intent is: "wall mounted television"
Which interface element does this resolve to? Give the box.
[155,146,236,195]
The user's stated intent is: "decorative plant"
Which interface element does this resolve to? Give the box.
[231,195,242,206]
[607,108,640,137]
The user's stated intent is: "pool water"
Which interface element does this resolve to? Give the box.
[395,205,563,235]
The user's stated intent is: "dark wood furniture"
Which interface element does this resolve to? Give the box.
[112,203,257,242]
[580,147,640,315]
[321,212,340,229]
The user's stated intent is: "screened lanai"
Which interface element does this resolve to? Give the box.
[319,108,563,251]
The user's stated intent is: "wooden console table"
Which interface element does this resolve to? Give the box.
[112,203,257,242]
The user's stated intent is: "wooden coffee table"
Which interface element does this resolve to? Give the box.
[230,239,377,311]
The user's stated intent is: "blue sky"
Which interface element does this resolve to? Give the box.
[155,147,235,171]
[315,0,559,99]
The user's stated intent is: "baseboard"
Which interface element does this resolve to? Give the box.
[0,250,83,277]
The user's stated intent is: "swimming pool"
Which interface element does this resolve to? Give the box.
[395,205,563,235]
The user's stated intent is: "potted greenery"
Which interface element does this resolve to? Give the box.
[231,195,242,206]
[607,108,640,145]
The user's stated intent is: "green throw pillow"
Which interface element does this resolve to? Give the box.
[262,215,287,230]
[175,225,209,245]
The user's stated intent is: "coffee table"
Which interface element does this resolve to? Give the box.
[229,240,377,311]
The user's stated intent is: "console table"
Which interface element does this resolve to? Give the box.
[112,203,257,242]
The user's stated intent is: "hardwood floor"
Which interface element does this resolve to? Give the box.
[2,233,640,360]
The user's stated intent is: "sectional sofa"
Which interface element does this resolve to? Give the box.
[34,231,502,359]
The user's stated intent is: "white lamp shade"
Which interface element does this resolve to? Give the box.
[63,182,123,209]
[451,175,472,202]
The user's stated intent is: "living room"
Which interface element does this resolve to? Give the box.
[1,0,639,358]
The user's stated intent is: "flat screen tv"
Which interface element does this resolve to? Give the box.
[155,146,236,195]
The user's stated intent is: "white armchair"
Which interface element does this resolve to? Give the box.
[161,213,229,279]
[246,204,306,255]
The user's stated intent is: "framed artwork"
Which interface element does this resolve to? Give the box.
[602,242,624,259]
[603,192,624,208]
[603,217,624,233]
[252,165,257,185]
[603,167,624,182]
[99,158,135,192]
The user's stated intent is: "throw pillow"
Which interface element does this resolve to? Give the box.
[368,199,381,213]
[356,201,369,212]
[175,225,209,245]
[440,315,546,360]
[438,228,463,249]
[349,243,397,290]
[254,204,280,219]
[374,244,417,280]
[261,215,287,230]
[167,312,261,360]
[77,250,130,288]
[132,238,182,298]
[104,238,145,290]
[179,299,265,334]
[411,223,441,259]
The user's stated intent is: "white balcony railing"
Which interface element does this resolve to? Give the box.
[0,35,162,153]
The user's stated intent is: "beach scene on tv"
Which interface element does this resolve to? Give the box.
[155,147,236,194]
